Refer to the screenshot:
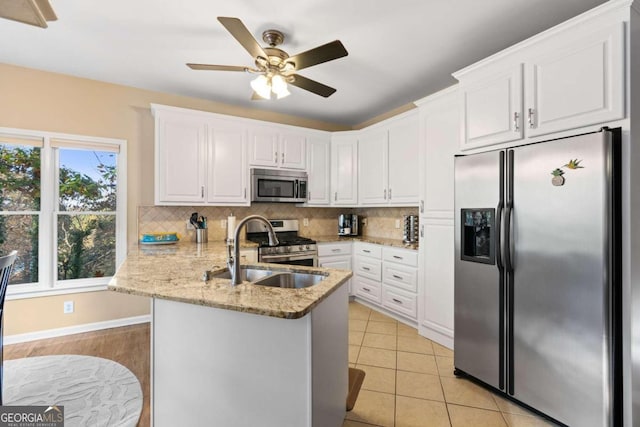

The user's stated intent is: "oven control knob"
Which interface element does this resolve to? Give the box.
[305,245,310,250]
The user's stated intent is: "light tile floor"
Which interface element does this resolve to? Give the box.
[344,301,557,427]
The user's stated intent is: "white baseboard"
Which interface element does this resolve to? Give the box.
[419,320,454,350]
[4,315,151,345]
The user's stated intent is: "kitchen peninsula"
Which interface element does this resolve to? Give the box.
[109,242,352,427]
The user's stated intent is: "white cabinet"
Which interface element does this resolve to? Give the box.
[381,247,418,320]
[525,23,624,137]
[460,65,523,150]
[207,120,248,204]
[318,242,352,295]
[248,125,306,170]
[152,104,249,206]
[387,116,420,204]
[415,87,458,349]
[358,129,388,205]
[330,133,358,206]
[353,242,382,304]
[306,136,331,205]
[352,242,418,321]
[358,111,419,206]
[155,109,207,204]
[455,21,625,150]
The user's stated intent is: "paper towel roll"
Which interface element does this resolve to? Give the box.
[227,214,236,240]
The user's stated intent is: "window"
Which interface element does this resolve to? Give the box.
[0,129,126,298]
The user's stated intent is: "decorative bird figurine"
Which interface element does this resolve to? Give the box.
[564,159,584,169]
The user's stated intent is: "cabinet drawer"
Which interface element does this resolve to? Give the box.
[354,242,382,259]
[383,263,417,293]
[382,286,417,319]
[317,242,352,257]
[354,276,381,304]
[383,247,418,267]
[354,257,381,281]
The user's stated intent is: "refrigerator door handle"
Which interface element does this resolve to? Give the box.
[504,150,514,273]
[496,201,504,270]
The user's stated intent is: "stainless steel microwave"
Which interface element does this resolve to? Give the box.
[251,168,308,203]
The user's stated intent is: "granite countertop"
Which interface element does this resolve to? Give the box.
[312,235,419,251]
[108,241,352,320]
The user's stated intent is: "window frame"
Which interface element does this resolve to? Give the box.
[0,127,127,300]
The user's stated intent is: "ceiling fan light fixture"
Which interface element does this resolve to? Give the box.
[250,74,271,99]
[271,74,290,99]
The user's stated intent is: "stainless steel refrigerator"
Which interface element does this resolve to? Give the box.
[454,128,621,426]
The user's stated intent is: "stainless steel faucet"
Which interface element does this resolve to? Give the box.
[227,215,279,285]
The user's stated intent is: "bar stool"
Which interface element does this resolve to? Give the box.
[0,250,17,405]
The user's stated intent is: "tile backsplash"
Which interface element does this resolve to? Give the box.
[137,204,419,243]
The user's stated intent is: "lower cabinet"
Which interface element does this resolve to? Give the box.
[353,242,418,321]
[317,242,353,295]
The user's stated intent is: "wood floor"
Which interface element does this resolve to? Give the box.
[4,323,151,427]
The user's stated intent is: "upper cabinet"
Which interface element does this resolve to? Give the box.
[358,111,419,206]
[455,19,625,151]
[154,108,207,204]
[248,125,306,170]
[306,135,331,205]
[330,133,358,206]
[152,104,249,206]
[207,120,248,204]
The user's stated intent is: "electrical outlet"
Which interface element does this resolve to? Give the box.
[220,219,227,229]
[186,220,195,230]
[395,219,401,229]
[63,300,74,314]
[303,218,309,227]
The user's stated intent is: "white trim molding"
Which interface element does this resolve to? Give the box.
[4,315,150,345]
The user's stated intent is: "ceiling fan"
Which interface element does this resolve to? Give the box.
[187,17,348,100]
[0,0,57,28]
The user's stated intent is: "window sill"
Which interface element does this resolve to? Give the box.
[7,280,111,301]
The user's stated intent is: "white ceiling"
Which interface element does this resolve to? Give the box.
[0,0,607,127]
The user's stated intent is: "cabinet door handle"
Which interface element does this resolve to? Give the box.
[282,152,285,163]
[392,298,403,304]
[332,248,341,253]
[362,266,371,271]
[334,192,338,201]
[244,188,247,198]
[384,189,387,200]
[362,287,371,292]
[201,186,204,198]
[308,191,311,200]
[513,112,520,131]
[274,151,278,163]
[420,225,424,238]
[393,255,403,260]
[389,188,392,200]
[392,274,403,280]
[420,200,424,213]
[363,249,371,253]
[528,108,535,128]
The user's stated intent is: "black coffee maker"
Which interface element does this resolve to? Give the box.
[338,214,359,236]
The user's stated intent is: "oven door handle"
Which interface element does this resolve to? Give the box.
[294,180,299,199]
[260,253,317,263]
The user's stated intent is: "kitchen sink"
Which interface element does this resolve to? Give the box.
[205,267,272,282]
[253,272,325,289]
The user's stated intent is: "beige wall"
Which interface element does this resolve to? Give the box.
[0,62,350,336]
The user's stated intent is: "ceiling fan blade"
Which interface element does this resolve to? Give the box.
[217,17,268,60]
[288,74,337,98]
[251,91,267,101]
[0,0,57,28]
[286,40,348,72]
[187,63,248,72]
